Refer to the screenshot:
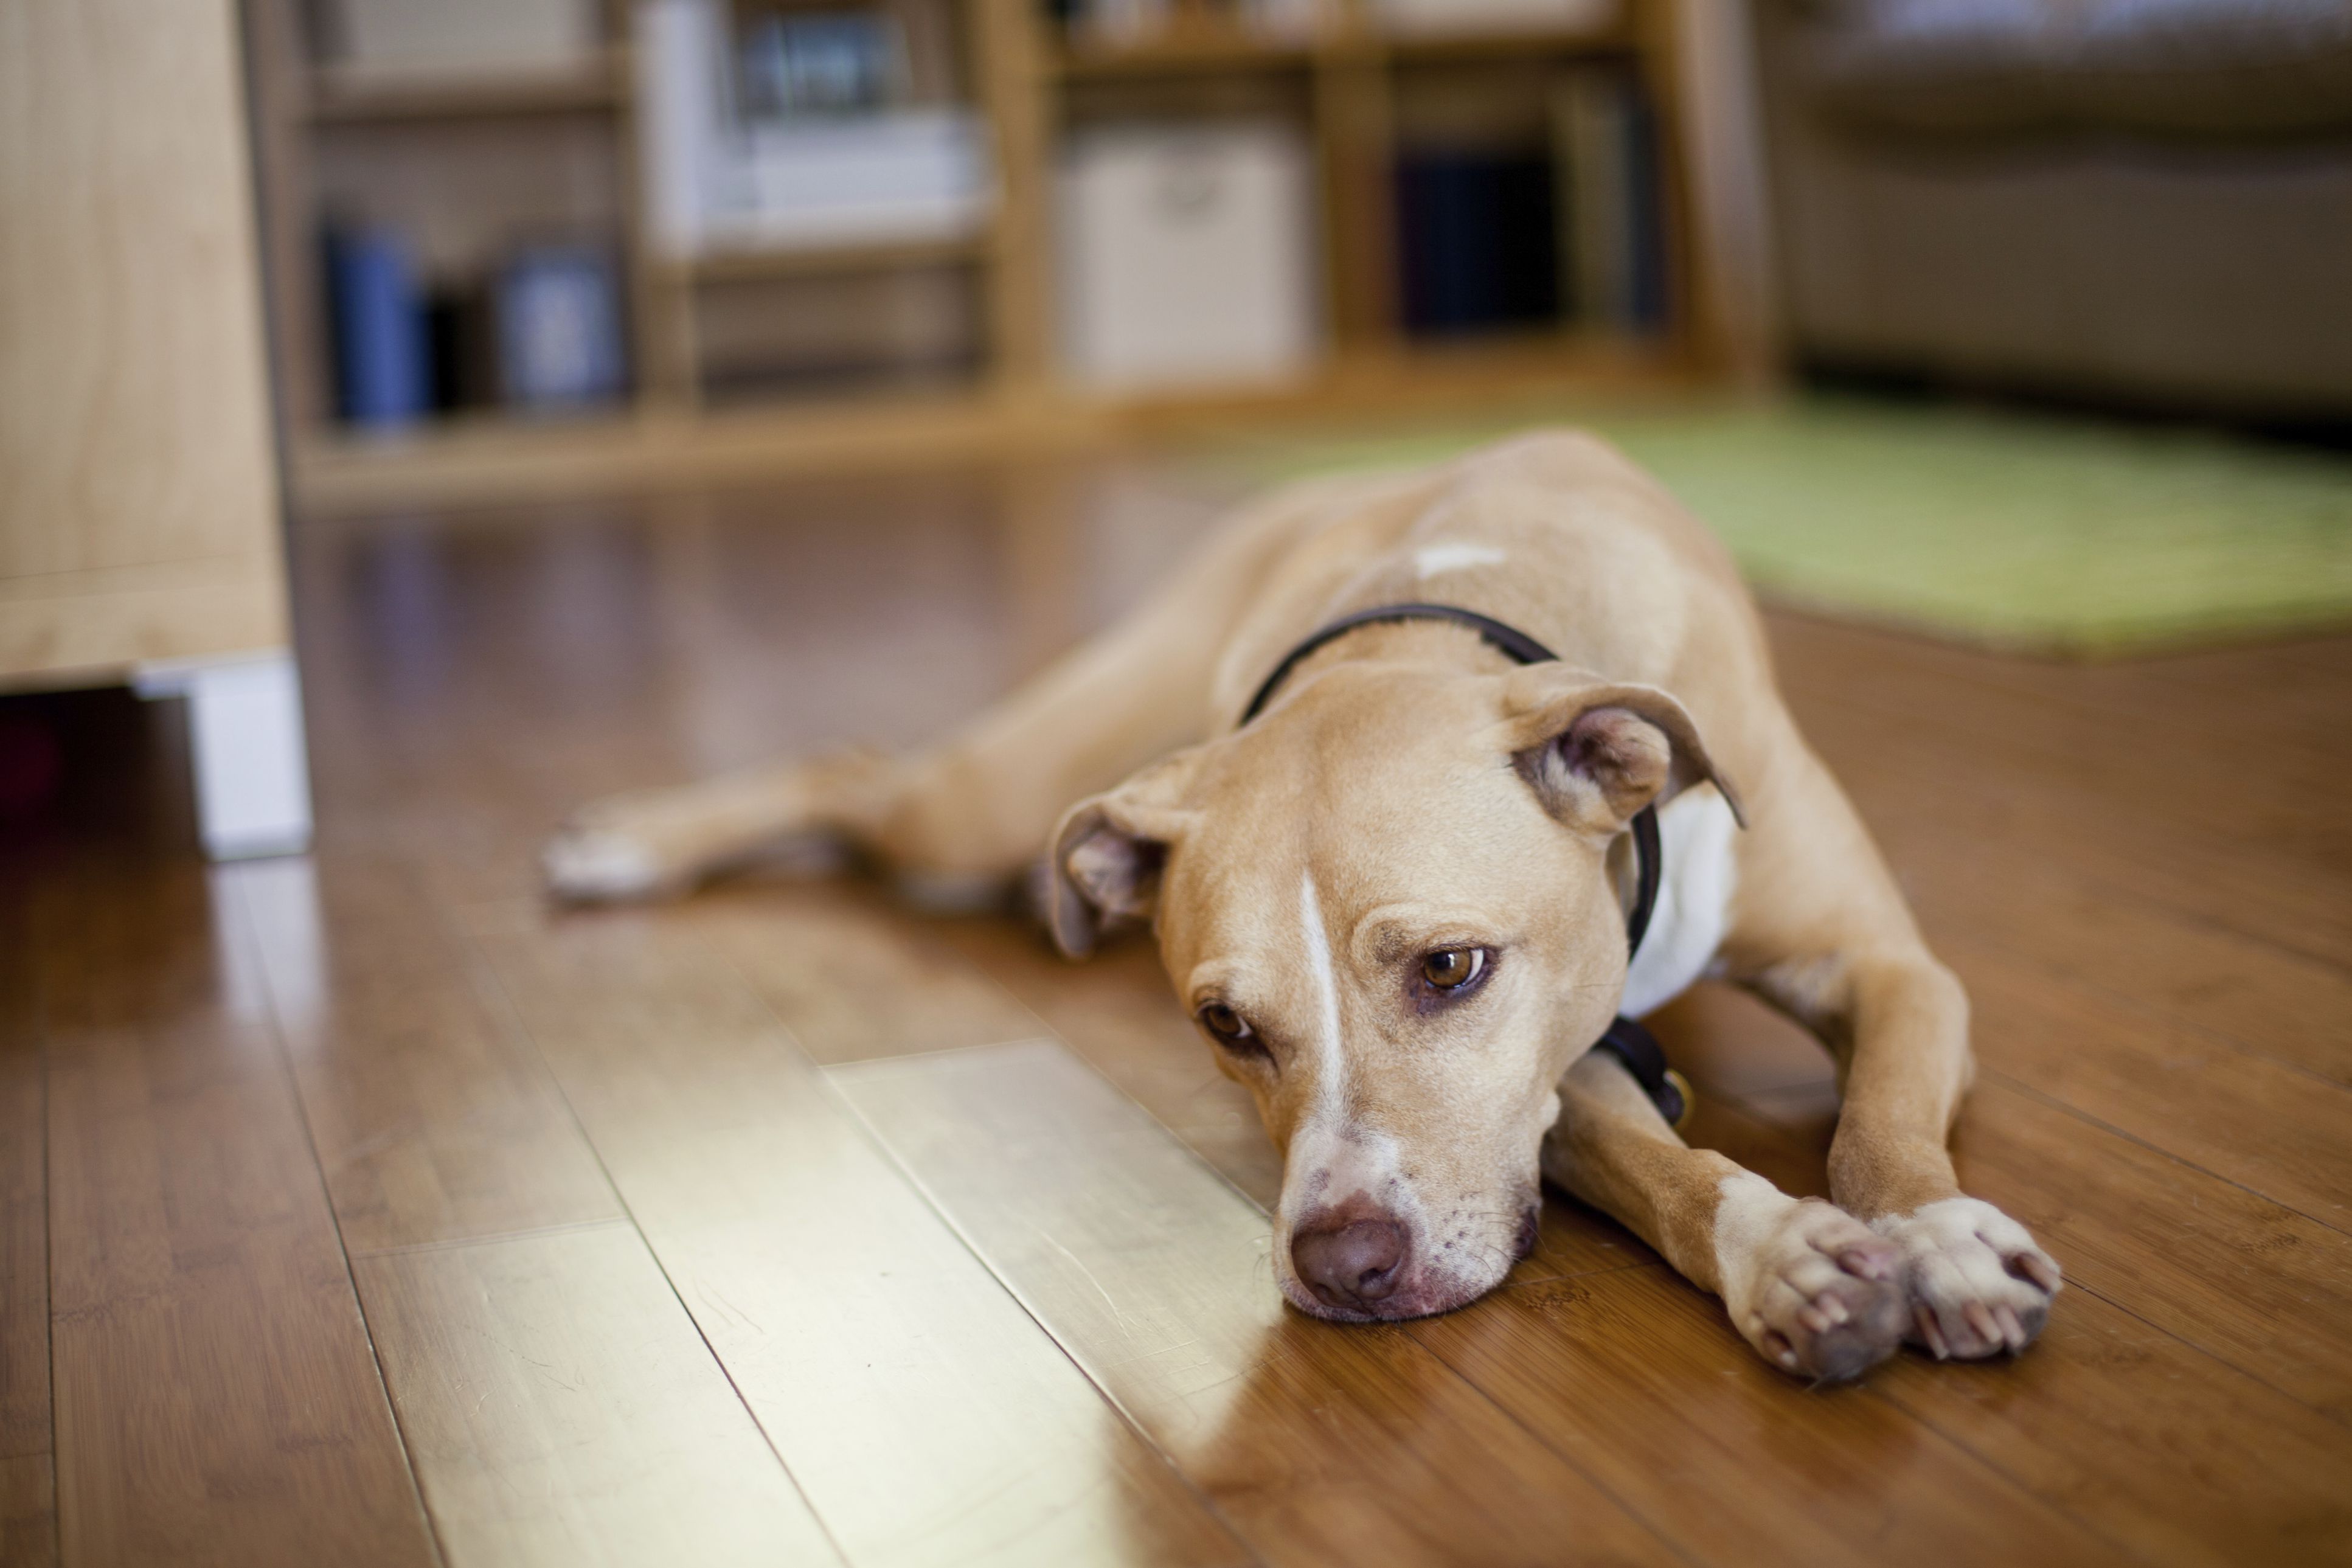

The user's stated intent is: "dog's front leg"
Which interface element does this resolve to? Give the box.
[1543,1050,1908,1380]
[544,477,1323,902]
[543,746,907,901]
[1755,948,2063,1360]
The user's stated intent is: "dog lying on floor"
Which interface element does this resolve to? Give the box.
[544,431,2060,1380]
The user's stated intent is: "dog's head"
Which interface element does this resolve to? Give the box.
[1049,656,1736,1320]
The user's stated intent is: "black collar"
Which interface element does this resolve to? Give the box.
[1240,602,1689,1126]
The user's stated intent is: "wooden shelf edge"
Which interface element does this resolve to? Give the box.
[1050,31,1319,79]
[286,339,1699,519]
[303,50,628,124]
[1378,23,1634,62]
[1046,21,1632,78]
[668,231,994,285]
[286,393,1089,519]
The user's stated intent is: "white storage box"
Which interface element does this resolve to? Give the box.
[328,0,603,83]
[1056,122,1319,392]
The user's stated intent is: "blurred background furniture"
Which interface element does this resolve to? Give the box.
[1,0,311,859]
[1753,0,2352,420]
[241,0,1733,515]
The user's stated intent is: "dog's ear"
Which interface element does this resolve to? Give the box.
[1046,751,1203,959]
[1497,666,1745,836]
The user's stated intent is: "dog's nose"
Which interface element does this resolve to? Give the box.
[1292,1215,1407,1310]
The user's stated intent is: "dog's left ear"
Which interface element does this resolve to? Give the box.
[1045,749,1204,960]
[1498,666,1746,836]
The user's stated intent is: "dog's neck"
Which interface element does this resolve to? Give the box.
[1256,619,1533,720]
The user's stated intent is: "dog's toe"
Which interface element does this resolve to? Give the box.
[1873,1196,2059,1361]
[1736,1199,1909,1382]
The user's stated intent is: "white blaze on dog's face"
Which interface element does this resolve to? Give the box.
[1050,654,1734,1321]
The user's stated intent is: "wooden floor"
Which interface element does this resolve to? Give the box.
[5,462,2352,1567]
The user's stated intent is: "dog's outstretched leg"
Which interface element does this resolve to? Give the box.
[1728,740,2061,1362]
[543,747,903,901]
[1751,948,2063,1361]
[1544,1050,1909,1381]
[544,471,1365,903]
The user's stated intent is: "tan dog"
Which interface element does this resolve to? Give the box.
[546,431,2060,1380]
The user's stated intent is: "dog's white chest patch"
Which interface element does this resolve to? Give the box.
[1413,541,1507,580]
[1620,788,1740,1018]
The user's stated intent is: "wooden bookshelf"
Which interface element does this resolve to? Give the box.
[302,52,630,123]
[1381,26,1635,62]
[244,0,1721,517]
[1050,29,1318,78]
[671,232,994,285]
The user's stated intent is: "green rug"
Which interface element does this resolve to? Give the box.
[1198,396,2352,657]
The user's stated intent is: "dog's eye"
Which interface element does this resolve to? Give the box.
[1421,948,1485,990]
[1198,1002,1254,1044]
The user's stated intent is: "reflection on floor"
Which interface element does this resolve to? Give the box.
[6,460,2352,1567]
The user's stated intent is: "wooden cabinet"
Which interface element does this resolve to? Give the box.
[1,0,311,856]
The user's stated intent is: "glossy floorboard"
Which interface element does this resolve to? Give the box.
[5,464,2350,1566]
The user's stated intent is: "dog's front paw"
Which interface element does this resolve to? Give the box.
[1873,1196,2061,1360]
[543,820,679,902]
[544,789,711,902]
[1722,1187,1908,1381]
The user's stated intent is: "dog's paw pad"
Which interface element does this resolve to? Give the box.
[1732,1196,1908,1382]
[1873,1196,2059,1360]
[543,825,670,902]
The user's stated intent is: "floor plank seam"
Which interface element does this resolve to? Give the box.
[821,1034,1704,1568]
[796,1041,1274,1566]
[342,1215,640,1261]
[1398,1310,1718,1568]
[2061,1272,2352,1434]
[810,1032,1067,1072]
[457,917,858,1568]
[1945,927,2352,1094]
[795,1006,1326,1568]
[1493,1251,1664,1291]
[1830,738,2351,973]
[1978,1066,2352,1240]
[1711,1075,2352,1432]
[1858,1380,2177,1566]
[39,952,60,1568]
[218,869,453,1568]
[833,1034,1296,1229]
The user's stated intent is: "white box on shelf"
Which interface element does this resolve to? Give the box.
[328,0,603,83]
[1374,0,1617,36]
[716,111,993,250]
[1056,122,1319,392]
[636,0,993,258]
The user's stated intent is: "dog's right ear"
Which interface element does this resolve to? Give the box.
[1046,750,1203,960]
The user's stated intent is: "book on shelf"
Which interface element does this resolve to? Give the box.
[316,0,605,86]
[738,11,906,117]
[498,247,628,410]
[325,224,430,427]
[325,222,628,425]
[637,0,991,260]
[1393,147,1559,337]
[1387,64,1666,341]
